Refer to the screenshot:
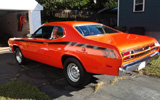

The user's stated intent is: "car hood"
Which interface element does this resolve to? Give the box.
[85,33,156,52]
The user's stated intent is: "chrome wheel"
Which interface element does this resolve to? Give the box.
[67,63,80,82]
[64,57,92,87]
[16,49,22,63]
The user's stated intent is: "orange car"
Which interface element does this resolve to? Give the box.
[8,21,160,87]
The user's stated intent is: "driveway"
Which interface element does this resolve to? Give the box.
[0,47,160,100]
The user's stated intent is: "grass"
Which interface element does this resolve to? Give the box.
[0,81,52,100]
[142,55,160,78]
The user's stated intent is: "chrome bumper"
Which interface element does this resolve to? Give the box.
[119,51,160,76]
[9,47,12,51]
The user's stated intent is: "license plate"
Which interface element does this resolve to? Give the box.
[138,61,146,70]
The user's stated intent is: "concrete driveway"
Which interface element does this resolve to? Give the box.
[0,47,160,100]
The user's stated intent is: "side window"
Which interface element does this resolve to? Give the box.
[51,26,64,39]
[34,26,54,39]
[133,0,145,12]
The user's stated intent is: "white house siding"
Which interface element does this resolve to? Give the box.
[29,10,42,34]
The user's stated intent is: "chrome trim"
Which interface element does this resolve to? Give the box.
[9,47,12,51]
[124,51,159,68]
[119,51,159,76]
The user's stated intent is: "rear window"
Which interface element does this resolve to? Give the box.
[75,25,118,36]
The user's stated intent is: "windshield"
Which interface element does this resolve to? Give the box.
[75,25,118,36]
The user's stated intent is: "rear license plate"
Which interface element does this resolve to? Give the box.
[138,61,146,70]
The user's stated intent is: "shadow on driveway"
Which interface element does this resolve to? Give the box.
[0,51,99,99]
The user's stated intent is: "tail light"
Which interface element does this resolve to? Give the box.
[123,51,131,56]
[150,44,156,51]
[150,44,154,48]
[122,43,157,61]
[122,50,134,61]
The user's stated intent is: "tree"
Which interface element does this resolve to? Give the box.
[104,0,118,10]
[90,0,117,10]
[36,0,118,21]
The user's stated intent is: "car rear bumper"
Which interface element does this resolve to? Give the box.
[119,51,160,76]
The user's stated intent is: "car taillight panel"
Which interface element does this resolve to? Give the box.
[122,43,157,62]
[123,51,130,56]
[122,50,134,61]
[150,44,154,48]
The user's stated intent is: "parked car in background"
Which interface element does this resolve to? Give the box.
[8,21,160,87]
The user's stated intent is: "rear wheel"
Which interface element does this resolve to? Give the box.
[63,57,91,88]
[15,48,26,64]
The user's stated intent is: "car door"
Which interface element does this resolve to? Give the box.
[25,25,54,64]
[47,26,65,68]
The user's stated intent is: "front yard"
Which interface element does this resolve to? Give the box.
[142,55,160,77]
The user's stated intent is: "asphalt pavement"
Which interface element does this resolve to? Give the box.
[0,47,160,100]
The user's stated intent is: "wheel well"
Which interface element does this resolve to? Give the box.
[62,55,81,66]
[62,55,89,74]
[13,45,19,52]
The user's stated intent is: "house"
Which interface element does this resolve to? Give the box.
[0,0,43,46]
[117,0,160,42]
[95,7,117,27]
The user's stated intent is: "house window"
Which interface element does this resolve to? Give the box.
[133,0,145,12]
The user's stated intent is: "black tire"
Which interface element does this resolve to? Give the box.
[15,48,26,65]
[63,57,92,88]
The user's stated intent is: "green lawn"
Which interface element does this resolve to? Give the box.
[142,55,160,77]
[0,81,52,100]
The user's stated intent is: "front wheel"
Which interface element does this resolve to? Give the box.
[63,57,92,88]
[15,48,26,64]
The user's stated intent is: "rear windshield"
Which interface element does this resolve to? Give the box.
[75,25,118,36]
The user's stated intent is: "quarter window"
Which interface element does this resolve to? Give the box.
[51,26,64,39]
[133,0,145,12]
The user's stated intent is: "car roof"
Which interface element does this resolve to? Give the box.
[43,21,101,27]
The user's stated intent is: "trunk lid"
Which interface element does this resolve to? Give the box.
[85,33,155,52]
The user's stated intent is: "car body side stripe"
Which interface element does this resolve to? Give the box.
[15,40,44,44]
[14,40,117,58]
